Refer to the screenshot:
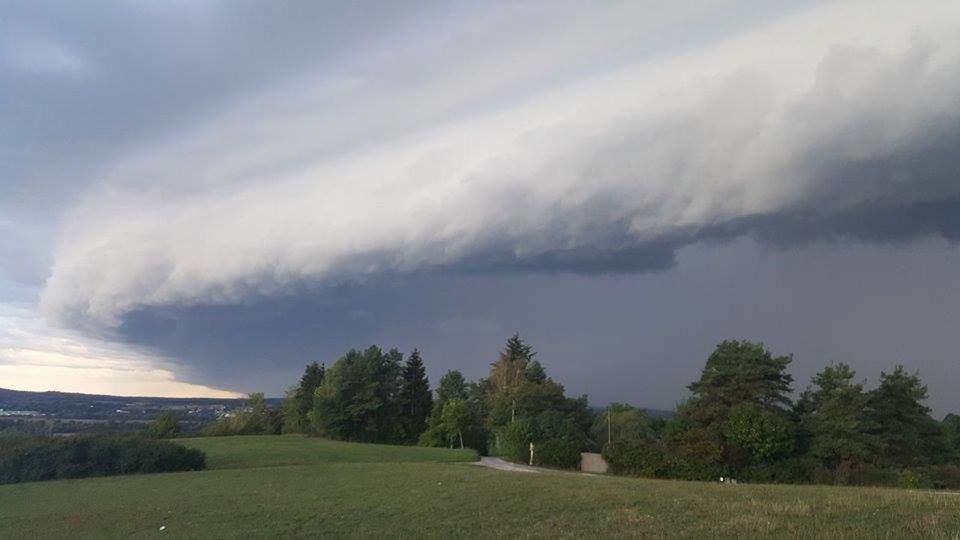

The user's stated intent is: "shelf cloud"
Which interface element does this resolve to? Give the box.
[40,0,960,331]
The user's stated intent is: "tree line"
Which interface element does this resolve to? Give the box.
[603,340,960,489]
[219,336,960,488]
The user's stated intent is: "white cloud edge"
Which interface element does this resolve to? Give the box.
[38,0,960,329]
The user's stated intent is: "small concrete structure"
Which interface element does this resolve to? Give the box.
[580,452,609,474]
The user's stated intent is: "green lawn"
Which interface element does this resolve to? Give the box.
[179,434,478,469]
[1,436,958,538]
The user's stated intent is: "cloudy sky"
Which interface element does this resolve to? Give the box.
[2,0,960,412]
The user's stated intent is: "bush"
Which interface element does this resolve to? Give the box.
[603,439,670,478]
[0,436,206,485]
[494,420,534,463]
[146,411,181,439]
[738,457,814,484]
[668,437,725,481]
[918,465,960,490]
[847,465,898,487]
[897,469,934,490]
[533,438,581,470]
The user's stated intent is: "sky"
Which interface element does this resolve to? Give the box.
[2,0,960,413]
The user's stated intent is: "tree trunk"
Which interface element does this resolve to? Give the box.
[458,431,464,449]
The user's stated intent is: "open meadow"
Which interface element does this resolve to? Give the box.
[1,435,959,538]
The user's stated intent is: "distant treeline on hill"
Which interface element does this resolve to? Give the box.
[209,334,960,488]
[0,388,258,436]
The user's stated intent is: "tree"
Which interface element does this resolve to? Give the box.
[672,340,794,476]
[591,403,651,449]
[420,370,488,451]
[490,334,535,392]
[942,414,960,462]
[440,399,471,448]
[798,363,880,469]
[398,349,433,443]
[505,333,536,362]
[722,403,794,463]
[436,370,469,405]
[485,348,591,467]
[207,392,282,436]
[867,365,948,467]
[244,392,282,435]
[524,360,547,384]
[281,388,305,433]
[687,340,794,416]
[311,346,403,443]
[147,411,181,439]
[282,362,325,433]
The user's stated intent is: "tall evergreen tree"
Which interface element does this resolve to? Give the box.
[798,363,880,469]
[687,340,794,416]
[490,334,535,392]
[867,365,948,466]
[671,340,794,477]
[505,333,536,362]
[398,349,433,443]
[524,360,547,384]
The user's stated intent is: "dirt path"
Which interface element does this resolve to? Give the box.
[474,457,540,473]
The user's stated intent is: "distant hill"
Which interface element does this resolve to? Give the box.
[0,387,278,425]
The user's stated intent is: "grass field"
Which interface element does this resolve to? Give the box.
[179,435,478,469]
[2,436,959,538]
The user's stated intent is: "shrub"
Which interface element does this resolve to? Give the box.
[494,420,534,463]
[842,465,898,487]
[918,465,960,490]
[897,469,934,490]
[668,437,725,481]
[146,411,181,439]
[0,436,206,485]
[533,438,581,470]
[603,439,670,478]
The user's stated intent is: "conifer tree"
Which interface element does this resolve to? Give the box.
[398,349,433,443]
[798,363,880,469]
[867,365,948,466]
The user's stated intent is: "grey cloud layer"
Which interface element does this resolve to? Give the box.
[40,0,960,329]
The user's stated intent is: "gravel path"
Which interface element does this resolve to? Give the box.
[474,457,540,473]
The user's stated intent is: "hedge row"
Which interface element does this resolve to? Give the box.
[0,435,206,485]
[602,439,960,489]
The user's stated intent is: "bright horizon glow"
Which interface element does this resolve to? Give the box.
[0,308,242,398]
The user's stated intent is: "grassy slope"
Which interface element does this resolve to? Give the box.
[179,435,478,469]
[2,436,959,538]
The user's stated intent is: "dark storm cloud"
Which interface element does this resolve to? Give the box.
[102,239,960,417]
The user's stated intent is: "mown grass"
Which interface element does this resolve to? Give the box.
[1,436,958,538]
[179,434,478,469]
